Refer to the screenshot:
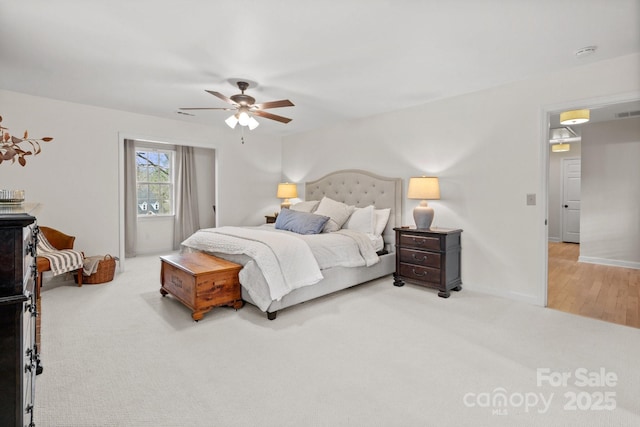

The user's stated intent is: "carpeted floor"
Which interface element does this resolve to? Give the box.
[35,254,640,426]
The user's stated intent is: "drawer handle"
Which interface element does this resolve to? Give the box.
[412,253,427,262]
[411,268,427,277]
[411,237,424,245]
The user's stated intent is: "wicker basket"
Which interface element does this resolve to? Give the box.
[75,254,117,285]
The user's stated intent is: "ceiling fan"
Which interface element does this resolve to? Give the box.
[180,81,294,130]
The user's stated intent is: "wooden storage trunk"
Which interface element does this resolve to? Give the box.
[160,252,243,321]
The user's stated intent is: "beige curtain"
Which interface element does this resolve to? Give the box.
[173,145,200,249]
[124,139,138,257]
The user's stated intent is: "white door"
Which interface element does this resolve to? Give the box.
[562,158,581,243]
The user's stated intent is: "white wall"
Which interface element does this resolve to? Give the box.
[548,146,582,242]
[282,53,640,305]
[0,89,282,260]
[136,216,175,255]
[580,117,640,267]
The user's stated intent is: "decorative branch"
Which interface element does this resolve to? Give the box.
[0,115,53,167]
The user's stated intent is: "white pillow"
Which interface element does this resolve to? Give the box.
[343,205,375,234]
[314,197,355,233]
[290,200,319,213]
[373,208,391,236]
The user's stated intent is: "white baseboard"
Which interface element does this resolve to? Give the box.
[547,237,561,243]
[578,256,640,270]
[466,284,543,306]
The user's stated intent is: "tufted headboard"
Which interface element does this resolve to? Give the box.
[305,169,402,247]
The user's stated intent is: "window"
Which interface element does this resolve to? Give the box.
[135,147,174,216]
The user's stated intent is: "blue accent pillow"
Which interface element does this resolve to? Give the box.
[274,208,330,235]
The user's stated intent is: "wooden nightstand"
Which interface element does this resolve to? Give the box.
[265,215,277,224]
[393,227,462,298]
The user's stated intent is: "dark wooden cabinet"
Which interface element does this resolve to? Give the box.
[393,227,462,298]
[0,213,39,427]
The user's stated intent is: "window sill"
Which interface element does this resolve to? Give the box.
[137,214,175,220]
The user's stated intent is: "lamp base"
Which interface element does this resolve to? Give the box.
[280,199,292,209]
[413,201,434,229]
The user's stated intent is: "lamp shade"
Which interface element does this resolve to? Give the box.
[226,108,259,130]
[277,183,298,199]
[225,114,238,129]
[560,109,590,125]
[248,116,260,130]
[407,176,440,200]
[238,110,251,126]
[551,143,570,152]
[277,182,297,209]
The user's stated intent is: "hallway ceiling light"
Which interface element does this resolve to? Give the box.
[551,143,570,152]
[560,109,590,125]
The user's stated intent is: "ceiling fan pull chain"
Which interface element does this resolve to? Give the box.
[241,126,245,144]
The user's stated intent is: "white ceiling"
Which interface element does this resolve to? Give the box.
[1,0,638,136]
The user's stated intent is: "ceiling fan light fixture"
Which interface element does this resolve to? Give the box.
[225,114,238,129]
[183,81,293,135]
[237,109,251,126]
[248,116,260,130]
[560,109,590,125]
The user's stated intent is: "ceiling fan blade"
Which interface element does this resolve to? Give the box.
[179,107,234,111]
[205,90,238,105]
[253,99,294,109]
[253,110,292,124]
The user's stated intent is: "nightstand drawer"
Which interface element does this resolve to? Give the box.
[399,248,441,269]
[398,263,441,285]
[399,234,441,251]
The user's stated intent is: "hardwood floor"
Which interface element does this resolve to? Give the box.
[548,242,640,329]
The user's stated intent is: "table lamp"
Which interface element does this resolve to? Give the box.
[407,176,440,229]
[277,183,298,209]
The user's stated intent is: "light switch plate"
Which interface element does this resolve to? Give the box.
[526,193,536,206]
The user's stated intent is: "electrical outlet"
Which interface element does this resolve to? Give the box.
[526,193,536,206]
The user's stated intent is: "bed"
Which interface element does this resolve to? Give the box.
[182,169,402,319]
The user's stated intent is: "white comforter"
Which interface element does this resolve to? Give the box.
[181,225,379,311]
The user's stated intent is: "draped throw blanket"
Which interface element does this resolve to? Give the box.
[37,234,84,276]
[82,255,103,276]
[333,229,379,267]
[181,226,323,301]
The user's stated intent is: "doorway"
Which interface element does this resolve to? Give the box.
[544,95,640,328]
[561,158,580,243]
